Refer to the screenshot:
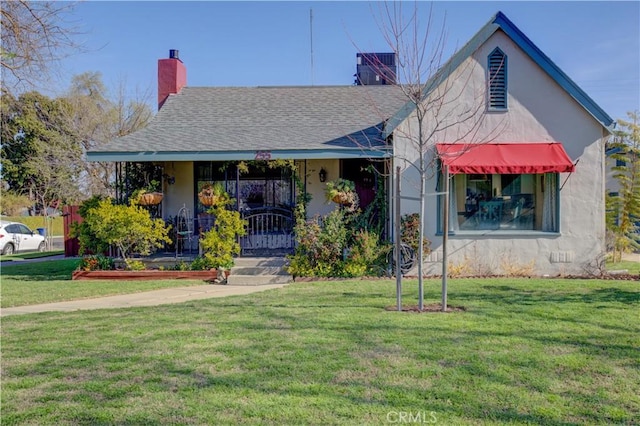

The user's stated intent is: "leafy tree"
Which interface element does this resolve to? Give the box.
[1,73,154,207]
[606,111,640,261]
[0,91,83,209]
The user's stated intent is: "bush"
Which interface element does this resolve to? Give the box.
[343,230,390,277]
[198,191,246,270]
[190,255,218,271]
[74,197,171,262]
[71,196,110,256]
[77,255,115,271]
[287,209,390,278]
[124,259,146,271]
[287,209,348,277]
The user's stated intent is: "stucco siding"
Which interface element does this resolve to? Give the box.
[163,162,195,218]
[302,159,340,218]
[393,30,608,275]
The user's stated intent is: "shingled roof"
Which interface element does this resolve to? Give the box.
[89,85,407,162]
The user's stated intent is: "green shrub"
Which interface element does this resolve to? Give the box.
[198,191,246,270]
[190,256,217,271]
[70,196,110,255]
[77,255,115,271]
[74,197,171,262]
[287,210,345,277]
[343,230,390,277]
[124,259,146,271]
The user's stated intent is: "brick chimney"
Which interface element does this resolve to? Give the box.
[158,49,187,109]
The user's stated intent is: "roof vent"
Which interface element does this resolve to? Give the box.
[169,49,179,59]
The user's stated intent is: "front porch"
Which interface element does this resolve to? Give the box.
[115,158,389,257]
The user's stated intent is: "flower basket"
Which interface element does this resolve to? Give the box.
[198,182,227,207]
[138,192,163,206]
[198,194,221,206]
[332,192,354,205]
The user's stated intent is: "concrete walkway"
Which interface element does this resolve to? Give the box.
[1,283,288,317]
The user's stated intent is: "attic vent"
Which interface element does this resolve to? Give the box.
[488,47,507,110]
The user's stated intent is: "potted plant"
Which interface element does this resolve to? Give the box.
[135,179,163,206]
[198,182,227,207]
[325,178,357,206]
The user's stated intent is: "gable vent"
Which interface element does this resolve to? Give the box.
[488,47,507,110]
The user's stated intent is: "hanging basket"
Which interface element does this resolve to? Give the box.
[138,192,163,206]
[198,194,221,207]
[332,192,354,206]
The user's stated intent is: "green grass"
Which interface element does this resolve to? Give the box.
[607,259,640,274]
[0,259,209,308]
[1,215,64,236]
[2,277,638,425]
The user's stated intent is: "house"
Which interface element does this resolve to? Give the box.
[88,12,614,275]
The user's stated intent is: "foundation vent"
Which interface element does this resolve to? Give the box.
[550,251,575,263]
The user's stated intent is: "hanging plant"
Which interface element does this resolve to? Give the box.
[198,182,227,206]
[133,178,163,206]
[138,192,163,206]
[325,178,358,206]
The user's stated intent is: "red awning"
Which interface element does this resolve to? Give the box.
[436,142,576,174]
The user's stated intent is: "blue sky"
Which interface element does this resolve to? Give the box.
[58,1,639,122]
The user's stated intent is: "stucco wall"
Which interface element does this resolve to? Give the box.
[162,161,194,218]
[393,30,608,276]
[302,159,341,218]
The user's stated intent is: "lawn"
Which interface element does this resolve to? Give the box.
[607,259,640,275]
[0,259,208,308]
[2,277,638,425]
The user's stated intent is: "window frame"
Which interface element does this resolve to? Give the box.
[436,171,562,236]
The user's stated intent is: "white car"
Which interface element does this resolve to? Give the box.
[0,220,46,255]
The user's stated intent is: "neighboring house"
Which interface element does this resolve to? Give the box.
[88,12,614,275]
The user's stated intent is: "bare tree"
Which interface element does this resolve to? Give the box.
[357,2,506,310]
[67,72,153,197]
[1,0,81,93]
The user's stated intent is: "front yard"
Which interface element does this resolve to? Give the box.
[1,274,638,424]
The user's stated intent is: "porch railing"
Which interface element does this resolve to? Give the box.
[240,207,294,255]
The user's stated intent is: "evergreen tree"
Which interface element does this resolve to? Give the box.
[606,111,640,261]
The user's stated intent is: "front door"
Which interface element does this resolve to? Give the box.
[194,161,296,255]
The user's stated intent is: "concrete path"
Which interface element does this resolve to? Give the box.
[1,283,288,317]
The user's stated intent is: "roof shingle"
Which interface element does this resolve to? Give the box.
[93,85,407,155]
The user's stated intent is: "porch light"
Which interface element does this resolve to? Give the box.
[163,174,176,185]
[319,168,327,183]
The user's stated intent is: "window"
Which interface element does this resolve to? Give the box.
[440,172,561,233]
[488,47,507,110]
